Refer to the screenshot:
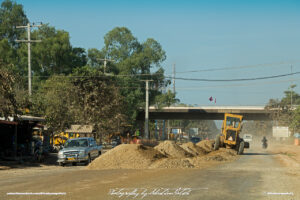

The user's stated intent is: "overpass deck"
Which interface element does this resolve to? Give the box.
[137,106,272,121]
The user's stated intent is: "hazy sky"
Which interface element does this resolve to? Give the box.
[17,0,300,106]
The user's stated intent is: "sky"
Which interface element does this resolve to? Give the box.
[17,0,300,106]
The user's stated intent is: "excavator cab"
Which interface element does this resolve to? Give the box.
[222,114,242,145]
[214,113,249,155]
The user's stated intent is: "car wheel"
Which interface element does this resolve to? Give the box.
[98,151,101,156]
[59,162,65,167]
[85,155,91,165]
[72,162,77,166]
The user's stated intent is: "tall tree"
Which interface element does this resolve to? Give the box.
[0,0,28,45]
[87,27,168,123]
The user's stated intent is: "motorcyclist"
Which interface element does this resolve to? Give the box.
[34,140,43,162]
[262,136,268,148]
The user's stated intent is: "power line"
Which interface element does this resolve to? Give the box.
[166,71,300,82]
[175,60,300,74]
[172,77,300,90]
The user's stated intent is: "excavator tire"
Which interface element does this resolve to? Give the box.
[214,134,220,150]
[238,141,245,155]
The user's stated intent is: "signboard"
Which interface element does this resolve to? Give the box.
[171,129,181,134]
[272,126,290,138]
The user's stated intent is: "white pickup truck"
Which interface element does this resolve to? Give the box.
[57,137,102,166]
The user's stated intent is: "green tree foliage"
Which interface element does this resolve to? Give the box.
[88,27,169,123]
[266,85,300,133]
[0,0,28,69]
[0,64,29,119]
[70,66,125,134]
[32,67,125,136]
[0,39,15,65]
[290,107,300,131]
[154,90,179,108]
[16,24,87,78]
[31,75,76,132]
[0,0,28,44]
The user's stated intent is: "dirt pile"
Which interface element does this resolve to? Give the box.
[196,140,214,153]
[190,148,237,167]
[203,148,237,161]
[154,141,193,158]
[87,144,164,170]
[180,142,207,156]
[149,158,194,169]
[87,141,238,170]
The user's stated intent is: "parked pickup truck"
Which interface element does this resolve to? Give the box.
[57,137,102,166]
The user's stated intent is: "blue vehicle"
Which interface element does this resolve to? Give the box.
[190,137,201,144]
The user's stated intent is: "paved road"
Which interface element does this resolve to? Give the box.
[0,148,299,200]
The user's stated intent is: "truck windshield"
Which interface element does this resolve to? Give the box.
[64,139,88,148]
[226,117,240,128]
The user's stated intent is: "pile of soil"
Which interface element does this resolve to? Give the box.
[154,141,193,158]
[87,144,164,170]
[196,140,214,153]
[87,141,238,170]
[190,148,237,167]
[149,158,194,169]
[204,150,236,161]
[180,142,207,156]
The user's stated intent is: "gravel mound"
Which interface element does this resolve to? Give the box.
[87,141,238,170]
[87,144,165,170]
[154,141,193,158]
[196,140,214,153]
[180,142,206,156]
[149,158,194,169]
[190,148,237,167]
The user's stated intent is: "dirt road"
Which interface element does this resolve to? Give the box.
[0,146,299,200]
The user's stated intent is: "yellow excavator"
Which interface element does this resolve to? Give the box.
[51,132,80,151]
[214,113,249,155]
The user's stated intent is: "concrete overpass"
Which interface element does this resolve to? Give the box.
[137,106,273,121]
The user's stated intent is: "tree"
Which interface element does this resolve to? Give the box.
[0,39,15,65]
[70,66,126,135]
[88,27,168,123]
[0,0,28,73]
[0,0,28,45]
[0,64,29,119]
[154,90,179,108]
[290,107,300,132]
[16,24,87,79]
[266,85,300,133]
[32,66,126,137]
[31,75,77,133]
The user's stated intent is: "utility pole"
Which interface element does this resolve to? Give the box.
[98,58,115,74]
[142,80,153,139]
[291,65,293,108]
[173,63,176,94]
[16,22,42,96]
